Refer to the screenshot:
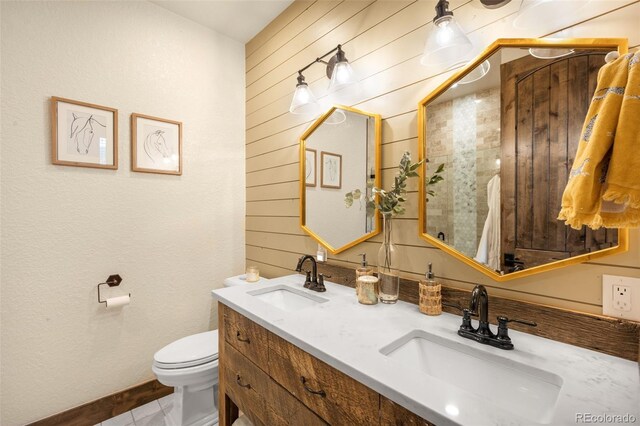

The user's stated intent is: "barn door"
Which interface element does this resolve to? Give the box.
[501,53,617,270]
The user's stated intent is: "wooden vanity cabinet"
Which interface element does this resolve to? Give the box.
[218,304,434,426]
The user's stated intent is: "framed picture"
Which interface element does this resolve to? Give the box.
[305,148,317,187]
[131,113,182,175]
[51,97,118,169]
[321,151,342,189]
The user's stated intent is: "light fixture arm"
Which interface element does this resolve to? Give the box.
[296,44,344,78]
[289,43,356,114]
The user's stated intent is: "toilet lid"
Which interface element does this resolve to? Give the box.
[154,330,219,369]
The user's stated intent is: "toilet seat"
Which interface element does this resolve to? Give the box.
[154,330,219,369]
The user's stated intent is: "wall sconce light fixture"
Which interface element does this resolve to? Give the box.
[420,0,473,69]
[289,44,358,115]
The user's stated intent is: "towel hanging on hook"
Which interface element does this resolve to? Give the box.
[558,51,640,229]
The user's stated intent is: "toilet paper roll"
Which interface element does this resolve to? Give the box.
[105,295,130,309]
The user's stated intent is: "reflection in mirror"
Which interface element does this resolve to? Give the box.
[301,106,381,254]
[420,39,628,281]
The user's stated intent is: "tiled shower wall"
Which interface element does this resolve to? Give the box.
[426,88,500,258]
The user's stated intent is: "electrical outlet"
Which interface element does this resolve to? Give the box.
[613,285,631,311]
[603,275,640,321]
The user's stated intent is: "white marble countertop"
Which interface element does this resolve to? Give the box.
[212,274,640,426]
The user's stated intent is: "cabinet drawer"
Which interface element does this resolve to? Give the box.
[265,374,328,426]
[224,341,326,426]
[223,342,270,426]
[380,396,435,426]
[222,304,269,368]
[268,333,379,426]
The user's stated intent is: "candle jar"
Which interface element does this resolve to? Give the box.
[246,266,260,283]
[356,275,379,305]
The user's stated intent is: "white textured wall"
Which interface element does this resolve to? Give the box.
[0,1,245,424]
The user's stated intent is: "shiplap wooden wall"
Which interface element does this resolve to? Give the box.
[245,0,640,314]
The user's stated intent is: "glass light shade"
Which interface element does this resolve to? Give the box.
[458,60,491,85]
[323,109,346,125]
[420,16,473,69]
[289,82,320,115]
[328,61,358,93]
[529,47,575,59]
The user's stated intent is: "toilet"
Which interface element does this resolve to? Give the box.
[152,274,268,426]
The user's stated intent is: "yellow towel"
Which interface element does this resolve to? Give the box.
[558,51,640,230]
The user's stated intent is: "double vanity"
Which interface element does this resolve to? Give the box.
[212,275,639,425]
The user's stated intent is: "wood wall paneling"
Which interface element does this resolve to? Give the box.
[27,380,172,426]
[245,0,640,315]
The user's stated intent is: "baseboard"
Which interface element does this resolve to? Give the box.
[27,379,173,426]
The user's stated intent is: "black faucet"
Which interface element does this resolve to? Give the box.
[469,285,492,338]
[295,255,326,292]
[447,285,536,350]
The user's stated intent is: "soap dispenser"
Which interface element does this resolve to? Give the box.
[355,253,373,279]
[316,243,327,263]
[419,263,442,316]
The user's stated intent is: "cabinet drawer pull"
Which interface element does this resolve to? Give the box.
[236,331,250,343]
[236,374,251,389]
[301,376,326,397]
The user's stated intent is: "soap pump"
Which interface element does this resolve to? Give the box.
[316,243,327,263]
[356,253,373,279]
[419,263,442,316]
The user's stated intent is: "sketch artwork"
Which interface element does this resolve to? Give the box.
[305,149,316,187]
[68,112,107,157]
[321,151,342,189]
[144,127,172,164]
[326,157,338,180]
[131,113,182,175]
[52,97,117,169]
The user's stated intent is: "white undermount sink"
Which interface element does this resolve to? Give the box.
[380,329,563,424]
[248,284,328,312]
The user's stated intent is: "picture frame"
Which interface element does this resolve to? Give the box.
[131,113,182,175]
[51,96,118,169]
[320,151,342,189]
[305,148,317,187]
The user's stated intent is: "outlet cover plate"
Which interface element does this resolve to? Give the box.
[602,274,640,321]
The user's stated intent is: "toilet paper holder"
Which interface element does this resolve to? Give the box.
[98,274,129,305]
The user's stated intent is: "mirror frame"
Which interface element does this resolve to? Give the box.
[418,38,629,282]
[300,105,382,254]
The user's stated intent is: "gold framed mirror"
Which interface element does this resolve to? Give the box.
[418,38,629,282]
[300,105,381,254]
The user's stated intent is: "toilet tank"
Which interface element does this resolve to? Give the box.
[223,274,270,287]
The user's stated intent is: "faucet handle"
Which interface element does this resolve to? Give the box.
[442,302,477,332]
[496,315,536,342]
[310,273,327,292]
[497,316,537,327]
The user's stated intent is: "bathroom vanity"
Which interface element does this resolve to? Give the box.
[212,275,639,426]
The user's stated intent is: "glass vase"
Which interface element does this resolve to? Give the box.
[377,213,400,303]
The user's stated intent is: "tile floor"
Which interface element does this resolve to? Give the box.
[98,394,173,426]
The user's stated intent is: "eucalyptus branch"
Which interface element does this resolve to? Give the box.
[345,151,443,217]
[426,161,445,202]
